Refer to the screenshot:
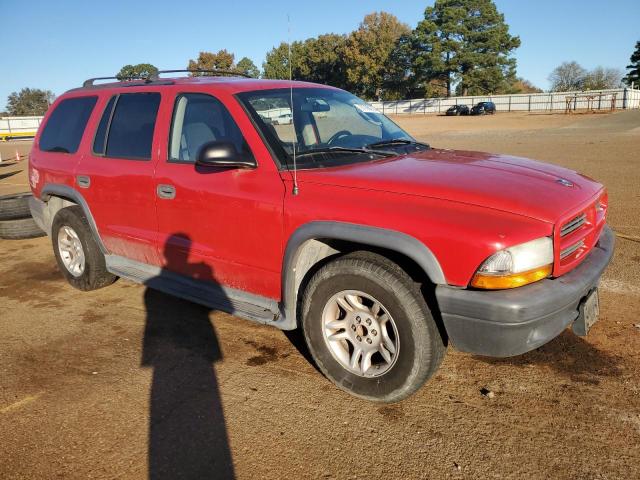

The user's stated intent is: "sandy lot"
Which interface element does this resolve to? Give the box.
[1,112,639,479]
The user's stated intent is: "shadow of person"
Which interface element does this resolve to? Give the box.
[142,233,235,479]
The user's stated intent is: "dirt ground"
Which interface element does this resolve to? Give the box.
[1,112,639,479]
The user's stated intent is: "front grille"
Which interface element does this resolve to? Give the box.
[554,196,606,277]
[560,213,586,237]
[560,239,585,260]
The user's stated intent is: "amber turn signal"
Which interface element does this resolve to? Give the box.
[470,264,553,290]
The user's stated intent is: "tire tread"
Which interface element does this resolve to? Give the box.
[301,251,446,402]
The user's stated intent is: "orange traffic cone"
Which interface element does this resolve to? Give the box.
[16,149,20,161]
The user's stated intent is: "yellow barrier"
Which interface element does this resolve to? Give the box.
[0,132,37,141]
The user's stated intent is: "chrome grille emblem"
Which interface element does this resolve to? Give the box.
[556,178,574,187]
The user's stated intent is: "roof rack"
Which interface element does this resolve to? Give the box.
[82,76,143,88]
[150,69,253,80]
[82,69,252,88]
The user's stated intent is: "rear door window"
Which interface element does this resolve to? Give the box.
[39,96,97,153]
[94,93,161,160]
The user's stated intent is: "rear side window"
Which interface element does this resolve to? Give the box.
[39,96,97,153]
[93,93,160,160]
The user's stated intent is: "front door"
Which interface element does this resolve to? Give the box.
[153,91,285,299]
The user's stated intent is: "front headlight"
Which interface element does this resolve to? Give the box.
[471,237,553,289]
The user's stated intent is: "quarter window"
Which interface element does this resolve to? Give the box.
[94,93,161,160]
[92,96,116,155]
[169,93,253,163]
[39,96,97,153]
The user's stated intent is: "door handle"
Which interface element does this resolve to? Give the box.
[157,184,176,200]
[77,175,90,188]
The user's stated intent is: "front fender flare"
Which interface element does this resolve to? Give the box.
[280,221,446,329]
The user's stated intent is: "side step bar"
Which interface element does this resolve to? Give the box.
[105,255,281,326]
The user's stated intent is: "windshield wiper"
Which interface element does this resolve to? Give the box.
[295,146,396,159]
[365,139,430,149]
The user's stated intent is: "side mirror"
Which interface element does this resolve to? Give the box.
[196,141,256,169]
[300,100,330,112]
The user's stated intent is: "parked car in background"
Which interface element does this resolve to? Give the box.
[445,105,470,116]
[273,112,293,125]
[29,71,613,402]
[471,101,496,115]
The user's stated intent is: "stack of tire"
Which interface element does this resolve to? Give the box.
[0,193,46,240]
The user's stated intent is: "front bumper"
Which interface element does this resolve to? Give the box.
[435,225,615,357]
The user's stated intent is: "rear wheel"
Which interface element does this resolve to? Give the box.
[301,252,446,402]
[51,206,116,291]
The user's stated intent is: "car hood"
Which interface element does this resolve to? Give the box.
[295,149,603,223]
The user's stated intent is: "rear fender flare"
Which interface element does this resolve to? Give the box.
[40,183,108,254]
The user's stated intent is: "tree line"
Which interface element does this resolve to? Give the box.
[3,1,640,117]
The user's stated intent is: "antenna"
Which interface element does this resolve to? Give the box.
[288,14,299,196]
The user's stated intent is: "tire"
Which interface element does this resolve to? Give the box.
[51,206,117,291]
[301,251,446,403]
[0,216,45,239]
[0,193,33,220]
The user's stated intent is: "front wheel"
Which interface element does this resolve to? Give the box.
[301,252,446,402]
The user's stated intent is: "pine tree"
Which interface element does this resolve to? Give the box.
[407,0,520,97]
[236,57,260,78]
[624,41,640,87]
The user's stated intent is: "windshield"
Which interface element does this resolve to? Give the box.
[237,88,424,169]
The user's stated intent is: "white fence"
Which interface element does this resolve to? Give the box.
[370,87,640,115]
[0,116,43,140]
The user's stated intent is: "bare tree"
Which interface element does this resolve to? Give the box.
[583,66,623,90]
[548,61,587,91]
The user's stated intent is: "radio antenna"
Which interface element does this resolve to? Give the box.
[288,14,299,195]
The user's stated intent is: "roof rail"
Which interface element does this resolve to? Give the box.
[149,69,252,80]
[82,76,146,88]
[82,69,252,88]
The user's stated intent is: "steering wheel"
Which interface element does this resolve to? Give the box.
[327,130,352,146]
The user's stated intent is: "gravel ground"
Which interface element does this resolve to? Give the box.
[1,112,639,479]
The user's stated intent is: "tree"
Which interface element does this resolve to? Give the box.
[583,67,623,90]
[7,88,55,116]
[548,61,587,91]
[509,77,543,94]
[187,50,235,75]
[408,0,520,97]
[263,35,349,88]
[263,41,301,80]
[342,12,410,99]
[115,63,158,81]
[236,57,260,78]
[624,40,640,86]
[297,34,348,88]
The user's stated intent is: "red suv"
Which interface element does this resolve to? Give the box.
[29,72,614,402]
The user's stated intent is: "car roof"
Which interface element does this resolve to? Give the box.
[66,76,334,96]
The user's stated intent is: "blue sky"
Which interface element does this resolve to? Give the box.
[1,0,638,110]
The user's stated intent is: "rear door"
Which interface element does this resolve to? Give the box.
[153,90,285,299]
[77,91,162,265]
